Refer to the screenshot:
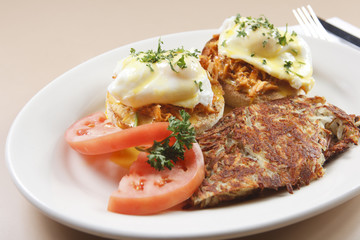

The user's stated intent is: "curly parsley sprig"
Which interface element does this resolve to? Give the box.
[130,39,200,73]
[137,110,196,171]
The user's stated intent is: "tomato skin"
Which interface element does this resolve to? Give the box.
[107,143,205,215]
[65,112,171,155]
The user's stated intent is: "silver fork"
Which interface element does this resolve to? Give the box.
[292,5,331,41]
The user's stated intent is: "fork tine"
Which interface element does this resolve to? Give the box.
[295,7,316,38]
[292,9,311,37]
[299,6,319,38]
[306,5,331,41]
[292,5,332,41]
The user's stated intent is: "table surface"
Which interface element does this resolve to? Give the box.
[2,0,360,239]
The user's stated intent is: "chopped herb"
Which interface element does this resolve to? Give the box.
[232,15,295,47]
[278,35,287,46]
[284,60,293,69]
[262,59,267,65]
[291,71,304,78]
[251,23,260,31]
[188,48,201,57]
[130,48,136,55]
[234,14,241,24]
[176,55,187,69]
[251,53,255,57]
[194,80,203,92]
[284,61,293,69]
[237,30,247,37]
[283,60,304,78]
[146,63,154,72]
[138,110,196,171]
[168,61,177,72]
[130,38,199,73]
[262,40,268,47]
[291,49,298,55]
[278,24,288,46]
[221,40,227,47]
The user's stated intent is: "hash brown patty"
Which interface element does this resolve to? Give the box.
[191,95,360,208]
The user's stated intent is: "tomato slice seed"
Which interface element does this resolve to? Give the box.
[154,176,172,187]
[98,116,106,122]
[76,129,89,136]
[133,179,146,191]
[87,123,95,128]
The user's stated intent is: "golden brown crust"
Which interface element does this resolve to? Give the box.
[191,96,360,208]
[200,34,301,107]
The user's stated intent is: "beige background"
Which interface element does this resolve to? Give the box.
[2,0,360,239]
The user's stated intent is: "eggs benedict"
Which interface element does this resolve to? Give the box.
[106,39,224,133]
[200,15,315,107]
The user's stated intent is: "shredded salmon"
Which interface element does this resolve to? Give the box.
[200,34,284,99]
[137,102,216,122]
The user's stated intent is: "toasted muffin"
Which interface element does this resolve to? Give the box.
[106,80,224,134]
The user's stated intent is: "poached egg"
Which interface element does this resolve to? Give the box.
[108,44,213,109]
[218,15,314,92]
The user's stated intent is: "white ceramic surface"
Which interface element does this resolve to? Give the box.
[6,30,360,240]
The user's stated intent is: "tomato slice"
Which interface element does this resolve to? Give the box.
[65,112,171,155]
[107,143,204,215]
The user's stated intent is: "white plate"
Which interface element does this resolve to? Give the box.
[6,30,360,240]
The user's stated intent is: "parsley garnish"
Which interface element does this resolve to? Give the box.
[237,30,247,37]
[262,40,268,47]
[232,15,297,47]
[284,60,293,69]
[251,23,260,31]
[130,48,136,55]
[138,110,196,171]
[278,24,288,46]
[194,80,203,92]
[234,14,241,24]
[146,63,154,72]
[130,39,200,73]
[176,55,187,69]
[283,60,304,78]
